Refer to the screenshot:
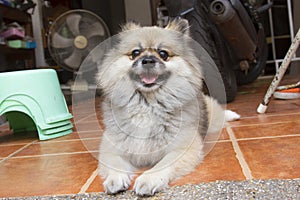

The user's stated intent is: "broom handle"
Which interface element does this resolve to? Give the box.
[257,28,300,114]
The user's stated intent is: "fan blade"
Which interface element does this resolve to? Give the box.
[64,49,82,69]
[52,33,73,48]
[84,22,105,38]
[66,14,81,36]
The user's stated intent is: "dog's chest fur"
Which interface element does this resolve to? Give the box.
[102,90,201,167]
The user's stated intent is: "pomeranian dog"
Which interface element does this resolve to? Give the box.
[96,18,239,196]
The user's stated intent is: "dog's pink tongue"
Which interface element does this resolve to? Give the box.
[140,74,158,84]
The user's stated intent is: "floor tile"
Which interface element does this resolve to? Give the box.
[0,123,9,132]
[73,120,104,133]
[0,144,25,158]
[171,142,246,186]
[74,113,103,123]
[85,175,104,193]
[218,128,229,141]
[232,120,300,139]
[0,153,98,198]
[229,113,300,127]
[54,130,102,141]
[48,131,80,141]
[86,142,245,193]
[238,136,300,179]
[204,128,229,143]
[0,131,37,145]
[227,77,300,117]
[0,75,299,198]
[13,140,92,157]
[266,99,300,114]
[75,131,103,139]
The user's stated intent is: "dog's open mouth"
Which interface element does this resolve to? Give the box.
[130,70,171,90]
[140,73,158,87]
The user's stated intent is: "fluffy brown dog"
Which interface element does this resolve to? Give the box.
[96,18,239,196]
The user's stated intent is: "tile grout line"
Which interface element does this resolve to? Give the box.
[236,133,300,141]
[229,119,300,127]
[0,140,37,164]
[0,134,102,146]
[226,126,253,180]
[79,167,99,194]
[76,129,103,133]
[74,113,98,123]
[236,112,300,119]
[10,150,99,159]
[34,136,102,144]
[0,142,36,147]
[205,133,300,144]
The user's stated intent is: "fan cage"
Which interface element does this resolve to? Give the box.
[48,9,110,72]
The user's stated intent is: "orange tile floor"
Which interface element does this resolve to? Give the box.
[0,76,299,198]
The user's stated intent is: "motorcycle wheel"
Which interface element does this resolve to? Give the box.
[235,31,268,85]
[183,2,237,102]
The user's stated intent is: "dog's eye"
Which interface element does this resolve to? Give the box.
[131,49,141,59]
[158,50,169,61]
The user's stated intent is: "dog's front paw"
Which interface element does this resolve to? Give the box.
[103,173,131,194]
[133,173,169,196]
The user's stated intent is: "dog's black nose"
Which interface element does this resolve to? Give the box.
[142,57,156,65]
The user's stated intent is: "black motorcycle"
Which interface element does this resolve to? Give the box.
[162,0,270,102]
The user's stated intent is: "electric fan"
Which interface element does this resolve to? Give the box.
[48,9,110,91]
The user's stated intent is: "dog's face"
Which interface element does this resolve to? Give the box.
[127,41,171,92]
[97,19,203,96]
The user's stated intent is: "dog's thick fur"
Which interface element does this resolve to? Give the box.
[96,19,239,196]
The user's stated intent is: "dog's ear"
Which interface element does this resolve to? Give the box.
[165,18,190,35]
[121,21,141,31]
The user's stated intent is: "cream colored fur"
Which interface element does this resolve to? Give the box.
[96,19,239,196]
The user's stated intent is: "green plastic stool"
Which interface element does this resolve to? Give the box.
[0,69,73,140]
[5,112,36,133]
